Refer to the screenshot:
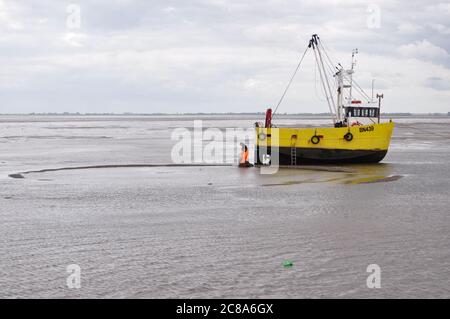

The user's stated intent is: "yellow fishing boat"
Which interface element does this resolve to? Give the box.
[254,34,394,165]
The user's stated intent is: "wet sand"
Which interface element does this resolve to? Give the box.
[0,115,449,298]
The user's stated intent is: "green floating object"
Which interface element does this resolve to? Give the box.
[283,260,293,268]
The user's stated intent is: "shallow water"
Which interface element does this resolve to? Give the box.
[0,115,449,298]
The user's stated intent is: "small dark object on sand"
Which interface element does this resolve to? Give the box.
[9,173,25,179]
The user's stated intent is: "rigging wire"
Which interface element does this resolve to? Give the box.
[319,40,338,72]
[271,35,378,122]
[343,74,371,101]
[319,41,340,90]
[313,46,337,118]
[353,81,372,101]
[321,51,338,79]
[272,46,309,118]
[352,81,372,101]
[312,40,338,117]
[321,57,338,93]
[316,40,340,102]
[348,75,371,100]
[347,80,369,101]
[314,58,326,102]
[320,39,373,103]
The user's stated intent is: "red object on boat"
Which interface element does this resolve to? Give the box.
[265,108,272,128]
[351,100,362,104]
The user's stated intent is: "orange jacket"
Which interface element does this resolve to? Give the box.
[240,149,249,163]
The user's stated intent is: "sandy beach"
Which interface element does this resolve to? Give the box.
[0,115,449,298]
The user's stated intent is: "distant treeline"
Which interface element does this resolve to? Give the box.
[1,112,449,116]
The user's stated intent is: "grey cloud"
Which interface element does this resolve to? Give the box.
[425,76,450,91]
[0,0,450,113]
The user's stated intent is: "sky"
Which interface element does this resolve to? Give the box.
[0,0,449,114]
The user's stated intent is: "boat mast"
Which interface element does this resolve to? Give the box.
[336,68,345,123]
[272,34,377,126]
[309,35,337,124]
[348,49,358,104]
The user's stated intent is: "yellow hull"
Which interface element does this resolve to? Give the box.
[255,122,394,165]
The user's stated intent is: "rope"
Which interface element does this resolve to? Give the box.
[319,41,338,80]
[319,40,337,72]
[342,73,371,101]
[321,39,372,103]
[352,79,372,101]
[314,59,325,102]
[272,46,309,118]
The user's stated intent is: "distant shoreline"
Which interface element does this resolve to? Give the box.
[0,112,449,117]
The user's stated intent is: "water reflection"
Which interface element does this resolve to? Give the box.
[255,163,403,186]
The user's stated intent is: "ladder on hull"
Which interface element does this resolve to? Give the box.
[290,147,297,166]
[290,135,298,166]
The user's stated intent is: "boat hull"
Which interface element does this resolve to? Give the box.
[255,122,394,165]
[257,146,388,164]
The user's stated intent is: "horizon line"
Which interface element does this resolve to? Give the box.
[0,112,449,116]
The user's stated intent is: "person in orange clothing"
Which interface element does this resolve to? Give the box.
[239,143,249,166]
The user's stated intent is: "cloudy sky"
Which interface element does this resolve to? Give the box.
[1,0,449,113]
